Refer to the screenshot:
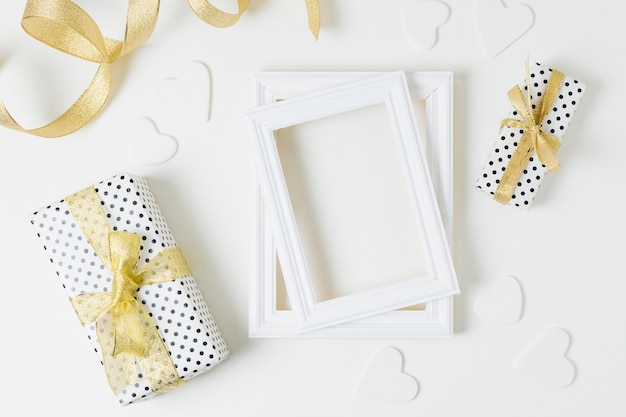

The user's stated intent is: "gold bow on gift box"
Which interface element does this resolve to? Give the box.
[65,186,192,395]
[0,0,320,138]
[494,63,566,204]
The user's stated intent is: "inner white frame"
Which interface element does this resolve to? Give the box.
[244,71,458,333]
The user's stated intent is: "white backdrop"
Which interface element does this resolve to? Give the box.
[1,1,624,416]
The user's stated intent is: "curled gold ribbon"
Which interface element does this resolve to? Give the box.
[0,0,159,138]
[187,0,250,28]
[65,186,191,395]
[494,62,566,204]
[187,0,320,39]
[0,0,320,138]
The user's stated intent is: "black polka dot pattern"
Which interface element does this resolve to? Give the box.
[476,62,585,208]
[30,173,229,405]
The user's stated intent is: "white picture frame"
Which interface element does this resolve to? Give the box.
[244,71,458,333]
[248,71,455,338]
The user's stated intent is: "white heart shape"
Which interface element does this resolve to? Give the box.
[402,0,450,50]
[474,275,523,323]
[356,346,418,402]
[154,61,211,122]
[514,328,576,387]
[127,118,178,165]
[474,0,534,56]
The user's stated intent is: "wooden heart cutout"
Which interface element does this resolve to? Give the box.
[402,0,450,50]
[474,275,523,324]
[356,346,419,402]
[127,118,178,165]
[474,0,534,56]
[513,328,576,387]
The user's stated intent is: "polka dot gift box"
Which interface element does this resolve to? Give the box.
[30,173,229,405]
[476,61,585,208]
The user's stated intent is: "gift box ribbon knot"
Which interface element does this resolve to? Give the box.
[65,186,192,395]
[494,64,566,204]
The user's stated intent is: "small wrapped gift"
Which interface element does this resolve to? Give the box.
[476,61,585,208]
[31,173,228,405]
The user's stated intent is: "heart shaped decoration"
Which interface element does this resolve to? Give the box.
[356,346,418,402]
[474,0,534,56]
[127,118,178,165]
[474,275,523,323]
[513,328,576,387]
[154,61,211,122]
[402,0,450,50]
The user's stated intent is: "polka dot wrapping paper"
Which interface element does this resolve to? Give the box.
[30,173,229,405]
[476,62,585,208]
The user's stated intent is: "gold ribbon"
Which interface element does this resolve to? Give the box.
[0,0,320,138]
[305,0,321,39]
[0,0,159,138]
[494,62,566,204]
[187,0,320,39]
[65,186,192,395]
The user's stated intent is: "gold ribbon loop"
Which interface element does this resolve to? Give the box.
[494,64,566,204]
[110,0,160,60]
[1,0,320,138]
[0,0,159,138]
[66,186,192,394]
[22,0,108,62]
[0,0,112,138]
[187,0,320,39]
[108,231,145,357]
[187,0,250,28]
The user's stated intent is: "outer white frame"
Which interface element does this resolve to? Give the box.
[244,72,458,333]
[248,71,454,337]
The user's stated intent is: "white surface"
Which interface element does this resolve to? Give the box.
[0,1,624,416]
[154,60,211,123]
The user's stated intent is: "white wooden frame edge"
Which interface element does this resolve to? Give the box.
[245,71,458,334]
